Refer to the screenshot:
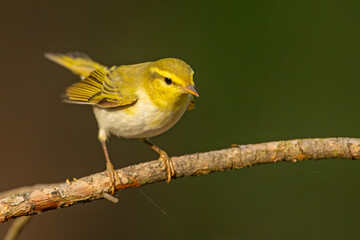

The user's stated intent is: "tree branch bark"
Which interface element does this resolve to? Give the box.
[1,137,360,224]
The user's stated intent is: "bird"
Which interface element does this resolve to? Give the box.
[45,52,198,193]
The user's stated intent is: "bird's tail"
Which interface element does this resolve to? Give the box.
[44,52,105,79]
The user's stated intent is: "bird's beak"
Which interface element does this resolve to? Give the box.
[184,85,199,97]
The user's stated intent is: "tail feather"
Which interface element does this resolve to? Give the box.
[44,52,105,78]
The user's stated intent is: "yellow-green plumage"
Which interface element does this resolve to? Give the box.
[45,52,198,139]
[46,52,199,186]
[65,68,138,107]
[44,52,104,78]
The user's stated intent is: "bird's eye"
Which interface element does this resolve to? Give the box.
[164,77,172,85]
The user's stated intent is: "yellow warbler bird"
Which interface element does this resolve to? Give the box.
[45,52,198,193]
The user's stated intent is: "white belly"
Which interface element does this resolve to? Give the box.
[93,90,191,139]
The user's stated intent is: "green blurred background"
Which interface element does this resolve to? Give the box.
[1,1,360,239]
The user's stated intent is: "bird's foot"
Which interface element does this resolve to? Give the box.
[140,138,175,183]
[159,152,175,183]
[106,161,121,195]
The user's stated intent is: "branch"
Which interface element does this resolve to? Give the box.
[1,137,359,224]
[3,217,31,240]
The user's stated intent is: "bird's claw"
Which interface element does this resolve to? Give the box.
[106,161,121,195]
[159,152,175,183]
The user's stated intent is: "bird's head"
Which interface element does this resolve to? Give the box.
[145,58,198,107]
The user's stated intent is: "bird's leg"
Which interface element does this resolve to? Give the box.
[141,138,175,183]
[100,140,121,194]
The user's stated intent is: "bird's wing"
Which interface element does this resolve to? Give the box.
[64,67,138,108]
[45,52,105,79]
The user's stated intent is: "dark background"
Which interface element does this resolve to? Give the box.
[1,1,360,239]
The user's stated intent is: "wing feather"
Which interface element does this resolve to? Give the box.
[65,68,138,108]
